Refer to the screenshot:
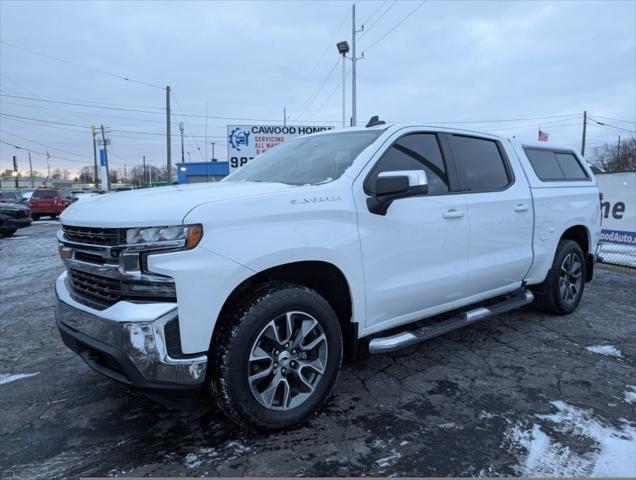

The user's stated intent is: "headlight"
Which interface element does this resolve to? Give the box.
[125,224,203,249]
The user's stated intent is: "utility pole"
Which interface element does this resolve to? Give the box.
[581,110,587,156]
[179,121,185,164]
[100,124,111,191]
[166,85,172,184]
[91,125,99,188]
[142,155,147,188]
[205,102,208,164]
[283,107,287,127]
[12,155,18,188]
[617,136,621,162]
[351,3,357,126]
[124,164,127,185]
[28,151,34,188]
[211,142,215,162]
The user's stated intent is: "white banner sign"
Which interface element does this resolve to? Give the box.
[226,124,334,173]
[597,171,636,245]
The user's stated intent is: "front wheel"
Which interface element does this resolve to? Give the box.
[533,239,586,315]
[209,283,343,430]
[0,229,17,237]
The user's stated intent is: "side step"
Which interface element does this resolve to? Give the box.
[368,290,534,354]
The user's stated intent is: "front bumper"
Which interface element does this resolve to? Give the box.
[1,217,31,229]
[55,272,207,402]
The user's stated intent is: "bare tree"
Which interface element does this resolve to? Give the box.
[78,166,94,184]
[591,136,636,172]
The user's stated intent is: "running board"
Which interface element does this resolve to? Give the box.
[368,290,534,354]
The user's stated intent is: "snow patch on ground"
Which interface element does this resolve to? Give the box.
[0,372,39,385]
[504,401,636,477]
[585,344,624,358]
[376,449,401,468]
[625,386,636,404]
[182,440,252,471]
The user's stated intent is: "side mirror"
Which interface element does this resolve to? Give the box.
[367,170,428,215]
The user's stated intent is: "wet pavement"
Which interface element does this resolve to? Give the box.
[1,222,635,479]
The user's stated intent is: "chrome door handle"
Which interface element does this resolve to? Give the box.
[443,209,464,219]
[514,203,529,212]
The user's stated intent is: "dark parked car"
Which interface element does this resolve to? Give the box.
[28,188,73,220]
[0,201,32,237]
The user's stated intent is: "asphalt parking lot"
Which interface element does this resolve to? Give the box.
[1,222,635,479]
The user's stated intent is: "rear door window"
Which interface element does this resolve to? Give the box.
[449,135,511,192]
[524,148,589,181]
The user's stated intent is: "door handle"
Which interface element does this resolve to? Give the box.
[443,209,464,219]
[514,203,529,212]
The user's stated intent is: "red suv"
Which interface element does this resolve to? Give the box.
[28,188,74,220]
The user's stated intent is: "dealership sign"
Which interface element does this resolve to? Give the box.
[227,124,334,173]
[597,171,636,245]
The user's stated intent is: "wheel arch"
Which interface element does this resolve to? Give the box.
[560,224,594,282]
[210,260,358,360]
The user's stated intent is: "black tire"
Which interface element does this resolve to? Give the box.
[31,214,40,221]
[533,239,586,315]
[1,229,17,237]
[209,282,343,430]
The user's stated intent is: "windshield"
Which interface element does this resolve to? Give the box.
[225,130,383,185]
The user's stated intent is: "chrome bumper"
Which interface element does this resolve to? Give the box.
[55,272,207,388]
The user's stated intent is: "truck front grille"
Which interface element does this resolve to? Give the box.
[63,225,121,246]
[68,269,123,307]
[67,268,177,309]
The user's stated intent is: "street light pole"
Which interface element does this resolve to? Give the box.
[179,121,185,164]
[351,3,357,126]
[211,142,216,162]
[91,125,99,188]
[100,124,111,191]
[336,41,350,128]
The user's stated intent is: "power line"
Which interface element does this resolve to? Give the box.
[307,66,352,120]
[362,1,427,54]
[295,58,341,120]
[1,41,164,90]
[361,1,389,28]
[0,139,89,165]
[1,128,86,157]
[170,91,206,162]
[588,117,636,134]
[358,0,398,39]
[0,93,339,123]
[592,114,636,124]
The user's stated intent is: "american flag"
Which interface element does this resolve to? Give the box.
[538,129,549,142]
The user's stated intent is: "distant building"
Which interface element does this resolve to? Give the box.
[176,162,229,184]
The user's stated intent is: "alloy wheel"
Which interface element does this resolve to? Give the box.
[559,252,582,304]
[247,311,328,411]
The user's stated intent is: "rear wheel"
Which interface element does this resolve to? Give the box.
[533,239,586,315]
[209,282,343,430]
[31,214,40,221]
[0,229,17,237]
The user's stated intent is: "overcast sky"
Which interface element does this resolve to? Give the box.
[1,0,634,177]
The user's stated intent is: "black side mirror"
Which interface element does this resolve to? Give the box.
[367,170,429,215]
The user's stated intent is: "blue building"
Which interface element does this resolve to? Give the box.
[176,162,229,184]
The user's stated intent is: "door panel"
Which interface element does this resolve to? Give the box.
[357,194,469,327]
[447,134,534,295]
[354,131,469,330]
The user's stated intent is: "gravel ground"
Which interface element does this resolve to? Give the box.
[1,222,635,479]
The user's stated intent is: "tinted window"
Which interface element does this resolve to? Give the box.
[524,148,563,180]
[32,190,56,199]
[450,135,510,191]
[556,153,588,179]
[524,148,588,181]
[368,133,449,195]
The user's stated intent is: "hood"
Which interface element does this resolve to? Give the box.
[60,181,295,227]
[0,202,29,212]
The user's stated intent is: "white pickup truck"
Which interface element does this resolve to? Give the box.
[56,117,601,429]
